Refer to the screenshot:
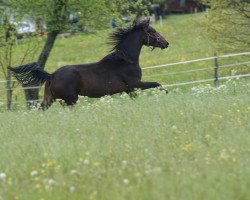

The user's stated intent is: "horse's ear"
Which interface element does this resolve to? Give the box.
[142,18,150,28]
[147,18,150,26]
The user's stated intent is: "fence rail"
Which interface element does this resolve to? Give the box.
[144,61,250,78]
[142,52,250,70]
[163,73,250,87]
[0,86,42,92]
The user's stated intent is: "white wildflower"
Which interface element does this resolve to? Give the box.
[231,69,237,76]
[70,169,78,175]
[83,159,90,165]
[30,170,38,177]
[173,88,182,93]
[219,151,229,160]
[69,185,76,192]
[171,125,177,131]
[48,179,56,185]
[41,163,46,168]
[122,160,128,166]
[123,179,129,185]
[0,173,6,180]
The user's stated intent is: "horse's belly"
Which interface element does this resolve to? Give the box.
[79,81,127,97]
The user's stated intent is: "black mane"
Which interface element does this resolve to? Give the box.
[108,20,147,52]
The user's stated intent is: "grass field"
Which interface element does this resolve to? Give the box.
[0,79,249,200]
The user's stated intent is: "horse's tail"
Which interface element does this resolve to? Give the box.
[8,62,51,85]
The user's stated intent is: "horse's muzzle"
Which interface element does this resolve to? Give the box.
[161,42,169,49]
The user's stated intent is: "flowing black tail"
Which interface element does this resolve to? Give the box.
[8,62,51,85]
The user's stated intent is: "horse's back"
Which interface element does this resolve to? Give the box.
[49,63,106,98]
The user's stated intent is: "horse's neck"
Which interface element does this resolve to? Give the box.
[116,35,143,64]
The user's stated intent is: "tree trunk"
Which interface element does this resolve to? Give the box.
[23,30,59,106]
[6,69,12,111]
[38,30,60,69]
[23,0,66,107]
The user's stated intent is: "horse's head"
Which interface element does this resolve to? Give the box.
[134,19,169,50]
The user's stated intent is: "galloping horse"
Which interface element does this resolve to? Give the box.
[9,19,169,109]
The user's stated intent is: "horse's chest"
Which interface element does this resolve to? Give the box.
[124,68,142,79]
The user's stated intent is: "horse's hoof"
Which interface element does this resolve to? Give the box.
[163,89,168,94]
[159,87,168,94]
[129,92,138,99]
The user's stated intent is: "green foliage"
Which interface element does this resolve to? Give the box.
[201,0,250,52]
[5,0,109,31]
[0,80,249,199]
[4,0,149,32]
[150,0,168,4]
[0,15,39,76]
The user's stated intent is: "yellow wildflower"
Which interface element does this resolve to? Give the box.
[182,143,193,151]
[93,161,101,167]
[79,157,84,162]
[46,159,55,167]
[35,183,41,189]
[135,172,142,177]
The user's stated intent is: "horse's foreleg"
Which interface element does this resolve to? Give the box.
[158,86,168,94]
[124,87,138,99]
[127,81,168,93]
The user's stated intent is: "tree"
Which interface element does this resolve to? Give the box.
[0,8,41,110]
[126,0,169,20]
[202,0,250,52]
[0,14,15,110]
[4,0,148,105]
[5,0,111,103]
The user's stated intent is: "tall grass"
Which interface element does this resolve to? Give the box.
[0,80,249,200]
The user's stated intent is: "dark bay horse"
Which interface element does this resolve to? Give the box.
[9,19,169,109]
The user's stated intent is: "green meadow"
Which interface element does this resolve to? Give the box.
[0,80,250,200]
[0,13,250,200]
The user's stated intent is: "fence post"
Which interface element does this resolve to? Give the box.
[6,68,13,111]
[214,52,219,87]
[159,15,163,27]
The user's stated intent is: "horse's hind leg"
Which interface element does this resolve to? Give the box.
[61,94,78,106]
[39,82,55,110]
[40,98,54,110]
